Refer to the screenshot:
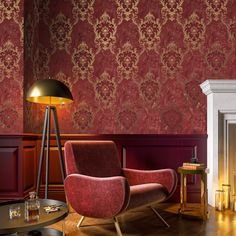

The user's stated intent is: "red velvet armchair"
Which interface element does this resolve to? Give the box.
[64,140,177,236]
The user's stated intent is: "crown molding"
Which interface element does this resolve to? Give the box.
[200,80,236,95]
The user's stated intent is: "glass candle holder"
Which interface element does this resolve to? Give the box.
[9,204,21,219]
[215,189,225,211]
[234,171,236,195]
[222,184,231,209]
[233,195,236,212]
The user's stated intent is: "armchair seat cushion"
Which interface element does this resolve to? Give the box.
[127,183,168,210]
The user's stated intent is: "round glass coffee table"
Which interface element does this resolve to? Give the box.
[0,199,68,235]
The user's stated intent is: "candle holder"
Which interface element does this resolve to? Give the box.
[233,195,236,212]
[9,204,21,219]
[222,184,231,209]
[234,171,236,195]
[215,189,225,211]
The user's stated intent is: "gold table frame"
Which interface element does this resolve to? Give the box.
[178,167,209,220]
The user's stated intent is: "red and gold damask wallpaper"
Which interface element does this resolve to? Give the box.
[0,0,24,133]
[2,0,236,134]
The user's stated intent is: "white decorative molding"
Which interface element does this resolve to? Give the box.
[200,79,236,207]
[200,80,236,95]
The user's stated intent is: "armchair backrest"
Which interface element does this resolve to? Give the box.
[64,140,123,177]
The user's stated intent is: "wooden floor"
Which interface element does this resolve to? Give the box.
[50,203,236,236]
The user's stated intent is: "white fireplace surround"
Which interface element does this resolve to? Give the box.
[200,80,236,207]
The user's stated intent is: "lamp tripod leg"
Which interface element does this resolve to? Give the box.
[45,107,51,199]
[52,107,65,180]
[36,107,49,196]
[37,106,65,199]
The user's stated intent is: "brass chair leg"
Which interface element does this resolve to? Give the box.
[77,215,85,228]
[113,217,123,236]
[149,206,170,228]
[77,215,122,235]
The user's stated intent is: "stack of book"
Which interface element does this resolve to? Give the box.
[181,162,206,170]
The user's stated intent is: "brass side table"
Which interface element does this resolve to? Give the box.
[178,167,209,220]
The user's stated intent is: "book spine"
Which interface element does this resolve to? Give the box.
[183,162,205,167]
[182,165,205,170]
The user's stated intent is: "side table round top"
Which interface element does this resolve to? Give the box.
[0,199,68,235]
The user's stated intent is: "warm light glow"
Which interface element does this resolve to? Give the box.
[30,87,41,97]
[27,96,73,105]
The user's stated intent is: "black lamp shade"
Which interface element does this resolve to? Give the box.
[26,79,73,105]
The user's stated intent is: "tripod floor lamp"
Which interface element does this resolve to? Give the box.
[26,78,73,199]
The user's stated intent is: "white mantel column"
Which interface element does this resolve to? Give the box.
[200,80,236,206]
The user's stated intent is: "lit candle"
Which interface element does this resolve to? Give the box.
[222,184,230,209]
[215,189,224,211]
[225,192,229,209]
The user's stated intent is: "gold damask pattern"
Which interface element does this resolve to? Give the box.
[183,12,205,50]
[117,107,137,130]
[0,106,18,129]
[0,0,23,133]
[55,71,73,92]
[33,0,49,24]
[22,0,236,134]
[161,42,183,77]
[185,79,201,105]
[19,18,24,44]
[25,15,34,60]
[95,71,116,108]
[94,12,117,51]
[161,0,183,22]
[0,79,22,104]
[72,42,95,80]
[116,0,138,22]
[0,0,20,23]
[161,108,182,130]
[205,42,227,73]
[50,13,72,53]
[139,13,161,51]
[140,72,159,107]
[72,0,94,22]
[229,19,236,41]
[116,42,138,79]
[0,40,20,80]
[205,0,228,21]
[33,45,49,80]
[73,103,93,131]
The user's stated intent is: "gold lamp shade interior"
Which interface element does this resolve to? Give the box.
[26,79,73,105]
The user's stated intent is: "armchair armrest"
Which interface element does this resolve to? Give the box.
[123,168,177,198]
[64,174,130,218]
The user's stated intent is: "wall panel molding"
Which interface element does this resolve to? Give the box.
[0,135,37,199]
[0,134,207,202]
